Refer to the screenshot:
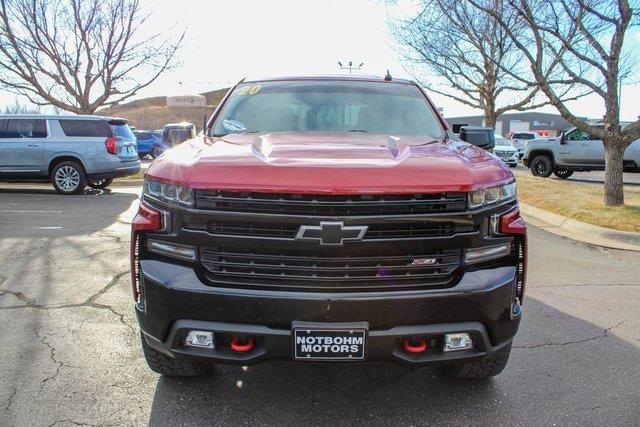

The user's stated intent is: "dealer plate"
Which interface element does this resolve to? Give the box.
[293,328,366,360]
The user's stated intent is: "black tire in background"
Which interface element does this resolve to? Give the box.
[87,178,114,189]
[553,169,574,179]
[530,155,553,178]
[151,146,164,159]
[51,161,87,195]
[140,333,206,376]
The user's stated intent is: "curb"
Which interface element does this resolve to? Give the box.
[519,202,640,252]
[112,179,143,187]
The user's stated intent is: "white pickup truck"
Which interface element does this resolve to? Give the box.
[522,126,640,178]
[509,131,542,158]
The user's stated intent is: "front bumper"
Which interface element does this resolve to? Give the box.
[137,260,522,366]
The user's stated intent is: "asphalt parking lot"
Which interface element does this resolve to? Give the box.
[1,183,639,426]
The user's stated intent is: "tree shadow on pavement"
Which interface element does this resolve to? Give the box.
[148,297,640,426]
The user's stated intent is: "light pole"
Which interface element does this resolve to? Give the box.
[338,61,364,75]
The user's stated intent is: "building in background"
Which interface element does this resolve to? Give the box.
[166,94,206,107]
[446,112,584,137]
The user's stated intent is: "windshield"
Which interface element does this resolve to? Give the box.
[495,136,513,147]
[110,123,135,140]
[211,80,445,139]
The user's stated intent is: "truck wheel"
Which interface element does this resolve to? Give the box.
[553,169,574,179]
[140,333,206,377]
[151,146,164,159]
[87,178,113,189]
[51,161,87,195]
[530,155,553,178]
[440,343,512,379]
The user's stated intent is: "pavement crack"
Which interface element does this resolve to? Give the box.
[0,271,133,330]
[514,320,625,349]
[47,420,99,427]
[0,287,38,304]
[4,386,16,412]
[34,329,64,390]
[68,247,123,262]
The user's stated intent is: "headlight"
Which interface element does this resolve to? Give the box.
[468,183,516,209]
[143,179,194,206]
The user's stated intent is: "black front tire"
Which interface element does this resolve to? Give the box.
[441,343,512,379]
[87,178,114,189]
[151,146,164,159]
[530,155,553,178]
[140,333,206,377]
[51,161,87,195]
[553,169,574,179]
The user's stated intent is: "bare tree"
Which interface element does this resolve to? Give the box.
[0,0,183,114]
[469,0,640,206]
[390,0,582,127]
[3,99,41,114]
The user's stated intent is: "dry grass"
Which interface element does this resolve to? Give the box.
[514,171,640,232]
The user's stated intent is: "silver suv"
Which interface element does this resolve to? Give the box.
[522,126,640,178]
[0,115,140,194]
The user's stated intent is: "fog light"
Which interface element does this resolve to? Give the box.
[444,333,473,352]
[185,330,214,348]
[147,240,196,261]
[465,243,510,263]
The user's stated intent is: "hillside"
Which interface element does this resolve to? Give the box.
[99,88,229,130]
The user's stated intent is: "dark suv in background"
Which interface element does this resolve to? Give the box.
[0,115,140,194]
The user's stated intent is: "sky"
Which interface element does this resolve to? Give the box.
[1,0,639,121]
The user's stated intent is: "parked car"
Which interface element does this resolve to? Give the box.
[132,75,527,379]
[523,126,640,178]
[134,130,166,159]
[0,115,140,194]
[162,122,196,148]
[508,131,541,158]
[493,134,519,167]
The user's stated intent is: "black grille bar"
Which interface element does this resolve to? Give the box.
[183,220,475,240]
[195,190,467,215]
[200,247,462,289]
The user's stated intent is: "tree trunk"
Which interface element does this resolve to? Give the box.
[484,112,497,129]
[603,139,626,206]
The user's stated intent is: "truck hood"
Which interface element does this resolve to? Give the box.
[145,132,514,194]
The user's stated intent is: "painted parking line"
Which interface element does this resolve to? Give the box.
[0,210,63,213]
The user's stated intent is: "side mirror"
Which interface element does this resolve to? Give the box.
[559,131,567,144]
[459,126,495,150]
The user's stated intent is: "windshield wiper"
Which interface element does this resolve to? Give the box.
[348,129,368,133]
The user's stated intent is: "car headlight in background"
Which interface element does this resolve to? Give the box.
[468,183,516,209]
[143,179,194,206]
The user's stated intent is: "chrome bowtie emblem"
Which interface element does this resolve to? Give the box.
[295,221,368,246]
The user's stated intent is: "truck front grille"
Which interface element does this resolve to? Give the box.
[200,247,462,292]
[179,190,485,292]
[195,190,467,215]
[184,220,475,239]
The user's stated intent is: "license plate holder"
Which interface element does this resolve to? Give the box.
[293,328,366,361]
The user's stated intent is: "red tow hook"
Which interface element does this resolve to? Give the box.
[403,337,428,354]
[230,336,255,352]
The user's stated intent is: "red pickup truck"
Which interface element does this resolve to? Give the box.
[132,75,526,379]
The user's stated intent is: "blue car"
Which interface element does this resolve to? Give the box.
[134,130,166,159]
